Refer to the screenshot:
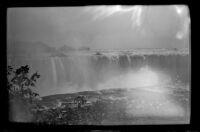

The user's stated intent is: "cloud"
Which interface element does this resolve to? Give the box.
[84,5,143,27]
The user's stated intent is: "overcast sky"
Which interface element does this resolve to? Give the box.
[7,5,190,49]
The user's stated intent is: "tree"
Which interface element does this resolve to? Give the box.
[7,65,40,103]
[7,65,41,122]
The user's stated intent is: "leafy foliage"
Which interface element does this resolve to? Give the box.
[7,65,40,102]
[7,65,128,124]
[7,65,41,122]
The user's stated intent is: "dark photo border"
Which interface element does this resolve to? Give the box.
[1,0,197,132]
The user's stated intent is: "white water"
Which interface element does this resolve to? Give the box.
[8,50,190,120]
[50,57,58,86]
[94,66,185,117]
[126,89,185,117]
[57,57,66,80]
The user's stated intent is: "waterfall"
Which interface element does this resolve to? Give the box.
[11,49,189,96]
[127,54,131,64]
[111,55,119,64]
[57,57,66,80]
[50,57,58,86]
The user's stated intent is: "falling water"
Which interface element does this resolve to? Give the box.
[127,54,131,64]
[57,57,66,80]
[8,49,190,123]
[50,57,58,86]
[8,49,189,97]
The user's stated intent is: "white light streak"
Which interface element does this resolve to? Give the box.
[84,5,143,27]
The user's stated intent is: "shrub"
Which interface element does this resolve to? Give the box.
[7,65,41,122]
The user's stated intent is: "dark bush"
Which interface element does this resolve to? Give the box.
[7,65,41,122]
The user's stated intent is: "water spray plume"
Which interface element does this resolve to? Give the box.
[125,66,185,117]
